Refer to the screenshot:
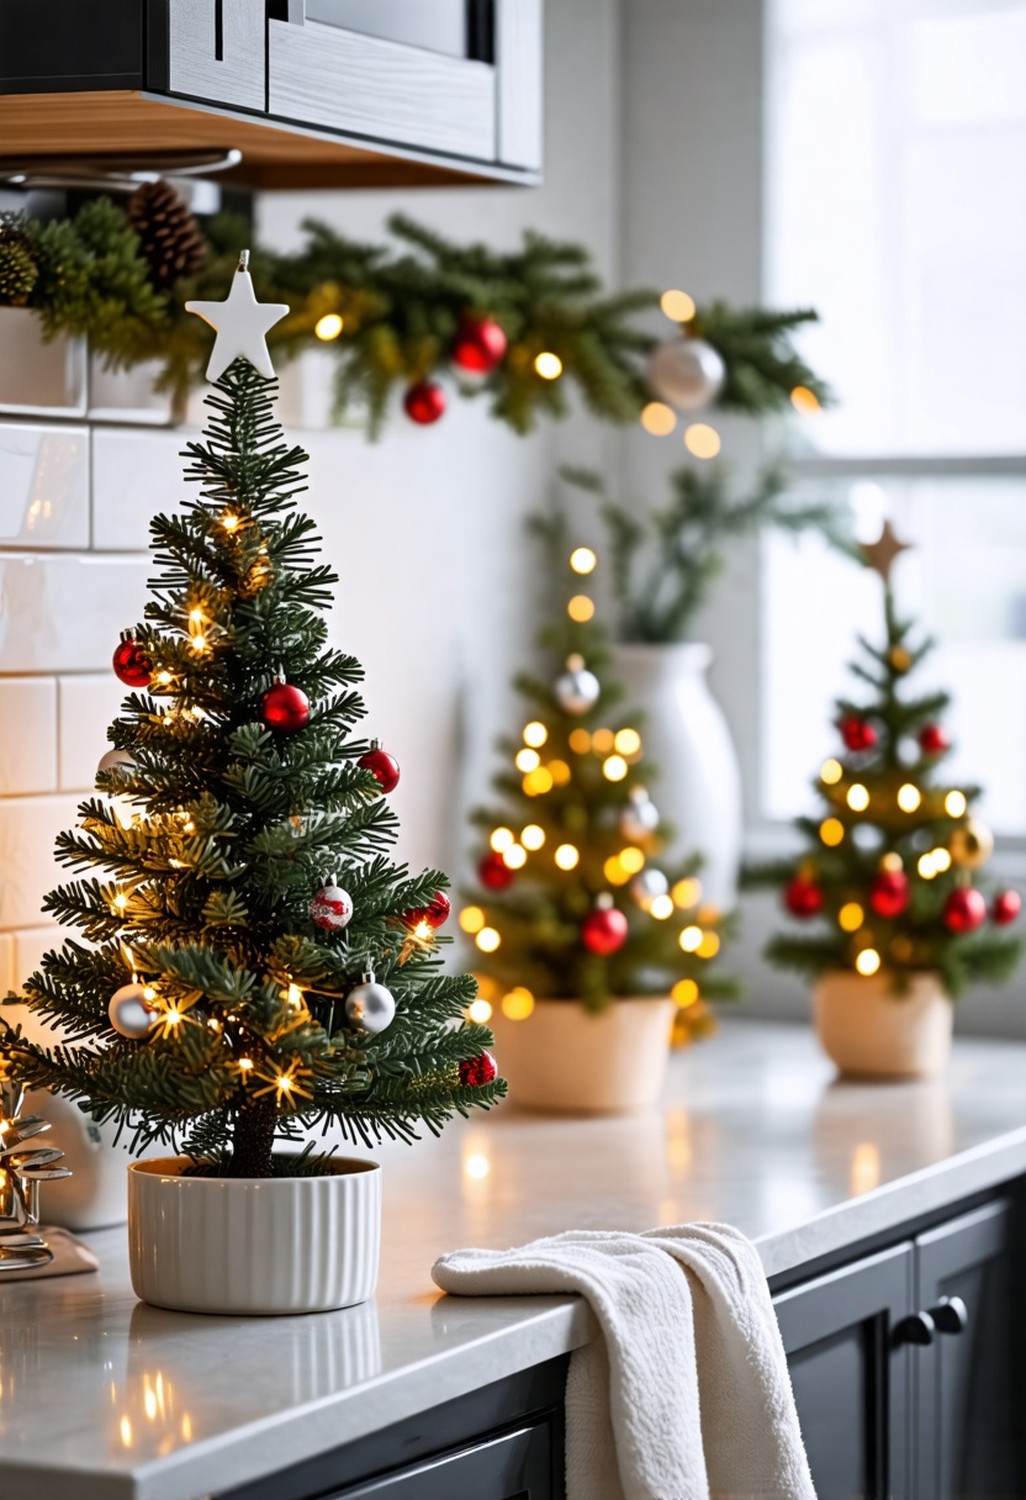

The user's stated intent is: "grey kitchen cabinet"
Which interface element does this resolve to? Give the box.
[0,0,542,190]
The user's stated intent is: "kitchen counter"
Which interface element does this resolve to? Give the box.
[3,1018,1026,1500]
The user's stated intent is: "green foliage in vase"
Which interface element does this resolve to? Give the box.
[0,196,826,437]
[0,362,503,1177]
[561,462,849,645]
[462,510,742,1021]
[745,562,1024,998]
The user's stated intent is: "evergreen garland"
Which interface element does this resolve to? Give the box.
[0,195,826,437]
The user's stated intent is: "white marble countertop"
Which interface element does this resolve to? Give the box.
[3,1018,1026,1500]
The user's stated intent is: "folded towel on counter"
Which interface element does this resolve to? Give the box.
[433,1222,815,1500]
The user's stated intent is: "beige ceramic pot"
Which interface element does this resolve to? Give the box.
[128,1156,381,1316]
[812,970,953,1079]
[489,996,675,1114]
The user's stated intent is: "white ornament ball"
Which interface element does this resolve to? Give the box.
[310,883,354,932]
[620,788,660,841]
[555,658,600,716]
[631,868,669,909]
[344,973,396,1035]
[646,336,725,413]
[108,982,156,1039]
[96,748,135,782]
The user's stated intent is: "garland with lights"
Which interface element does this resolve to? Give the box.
[0,256,504,1178]
[745,525,1023,997]
[560,462,850,645]
[0,189,828,437]
[460,508,741,1038]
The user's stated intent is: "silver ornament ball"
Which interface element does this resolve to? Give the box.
[310,882,354,932]
[555,654,600,716]
[108,982,156,1039]
[620,788,660,841]
[631,868,669,908]
[96,748,135,782]
[344,972,396,1035]
[646,336,725,413]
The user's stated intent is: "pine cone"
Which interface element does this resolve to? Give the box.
[127,180,208,291]
[0,228,38,306]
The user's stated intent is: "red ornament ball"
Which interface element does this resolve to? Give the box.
[581,902,629,957]
[403,380,447,425]
[784,875,824,918]
[451,315,508,374]
[869,869,910,919]
[459,1049,498,1088]
[479,850,514,891]
[838,715,877,752]
[359,743,401,793]
[310,882,354,932]
[112,635,152,688]
[262,680,310,734]
[992,890,1022,926]
[943,886,987,935]
[404,891,452,931]
[919,724,949,756]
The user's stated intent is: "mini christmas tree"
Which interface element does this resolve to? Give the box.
[0,255,504,1179]
[461,510,740,1041]
[748,524,1023,997]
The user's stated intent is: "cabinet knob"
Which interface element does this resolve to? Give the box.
[928,1295,969,1335]
[895,1311,936,1346]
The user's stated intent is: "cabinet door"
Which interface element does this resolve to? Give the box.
[915,1198,1022,1500]
[774,1242,915,1500]
[328,1421,551,1499]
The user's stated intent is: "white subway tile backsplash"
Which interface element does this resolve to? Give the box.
[58,675,127,791]
[13,926,61,989]
[0,553,149,673]
[0,794,81,931]
[0,424,90,549]
[0,679,57,794]
[92,428,196,552]
[0,932,14,996]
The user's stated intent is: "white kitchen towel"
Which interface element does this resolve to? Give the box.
[432,1222,815,1500]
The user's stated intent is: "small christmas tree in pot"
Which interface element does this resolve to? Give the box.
[0,256,504,1316]
[461,511,740,1115]
[747,524,1023,1078]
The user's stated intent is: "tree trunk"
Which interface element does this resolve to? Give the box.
[228,1097,277,1178]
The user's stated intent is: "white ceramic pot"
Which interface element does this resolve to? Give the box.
[489,997,675,1114]
[128,1156,381,1316]
[612,642,742,909]
[812,970,953,1080]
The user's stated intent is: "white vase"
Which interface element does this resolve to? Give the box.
[488,997,675,1114]
[612,642,742,910]
[812,970,953,1080]
[24,1088,133,1231]
[128,1156,382,1316]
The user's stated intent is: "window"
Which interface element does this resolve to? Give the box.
[763,0,1026,835]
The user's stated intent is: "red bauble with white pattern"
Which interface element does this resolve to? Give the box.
[459,1049,498,1087]
[869,869,910,919]
[838,716,877,752]
[358,742,400,793]
[310,883,354,932]
[403,380,446,425]
[451,316,508,375]
[784,876,823,918]
[262,680,310,733]
[404,891,451,930]
[919,724,949,756]
[580,901,629,956]
[943,887,987,934]
[992,890,1021,926]
[112,634,152,688]
[479,851,514,891]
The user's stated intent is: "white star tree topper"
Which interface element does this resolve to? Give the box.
[185,250,290,382]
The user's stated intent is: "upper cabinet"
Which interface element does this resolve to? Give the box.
[0,0,543,189]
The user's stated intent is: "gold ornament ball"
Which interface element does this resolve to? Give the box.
[948,817,994,870]
[889,647,912,673]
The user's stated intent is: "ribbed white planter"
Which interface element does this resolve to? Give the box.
[489,997,675,1114]
[128,1156,381,1316]
[812,970,953,1079]
[612,642,742,909]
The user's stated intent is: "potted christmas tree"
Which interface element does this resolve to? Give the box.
[461,510,740,1114]
[747,524,1023,1078]
[0,256,504,1316]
